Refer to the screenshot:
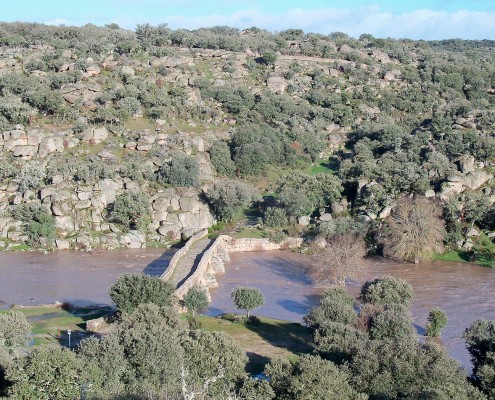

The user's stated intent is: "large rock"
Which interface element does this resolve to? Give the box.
[121,230,145,248]
[267,76,288,93]
[463,170,493,190]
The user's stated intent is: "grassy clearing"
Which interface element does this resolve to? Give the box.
[306,161,336,175]
[1,305,111,348]
[4,306,313,373]
[233,228,267,239]
[199,315,313,373]
[433,251,470,263]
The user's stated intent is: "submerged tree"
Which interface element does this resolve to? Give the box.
[310,234,367,286]
[382,196,445,263]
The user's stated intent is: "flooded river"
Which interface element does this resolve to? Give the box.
[207,251,495,369]
[1,248,494,368]
[0,248,175,308]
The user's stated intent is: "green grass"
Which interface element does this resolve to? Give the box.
[306,160,337,175]
[1,305,112,347]
[198,315,313,373]
[233,228,267,239]
[433,251,470,263]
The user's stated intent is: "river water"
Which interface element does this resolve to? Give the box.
[0,248,175,308]
[206,251,495,369]
[1,248,494,369]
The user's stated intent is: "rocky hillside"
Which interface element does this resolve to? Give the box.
[0,23,494,255]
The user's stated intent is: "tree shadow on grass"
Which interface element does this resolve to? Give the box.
[246,352,271,374]
[244,318,314,358]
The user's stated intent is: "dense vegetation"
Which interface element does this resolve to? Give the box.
[1,274,494,399]
[0,21,493,261]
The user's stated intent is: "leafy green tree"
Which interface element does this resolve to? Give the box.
[426,308,448,337]
[11,204,56,247]
[231,287,265,317]
[263,207,288,228]
[360,276,413,307]
[183,285,209,315]
[0,311,32,396]
[78,334,128,399]
[266,354,366,400]
[209,141,235,177]
[347,339,485,399]
[157,153,199,187]
[206,179,259,221]
[110,191,150,231]
[463,319,495,398]
[116,304,185,397]
[304,287,356,329]
[181,330,248,398]
[7,345,83,400]
[368,303,415,341]
[109,274,175,314]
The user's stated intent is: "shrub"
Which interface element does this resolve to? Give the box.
[157,153,199,188]
[205,179,259,221]
[360,276,413,307]
[11,204,56,247]
[231,287,265,317]
[209,141,235,177]
[304,287,356,329]
[15,163,45,192]
[183,286,209,315]
[264,207,288,228]
[369,303,415,341]
[425,308,448,337]
[109,274,175,314]
[109,191,150,231]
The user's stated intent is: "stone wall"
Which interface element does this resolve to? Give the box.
[160,229,208,282]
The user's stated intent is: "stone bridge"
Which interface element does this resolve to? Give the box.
[161,231,303,302]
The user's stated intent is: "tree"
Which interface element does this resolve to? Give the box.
[382,196,445,263]
[183,286,209,315]
[231,287,265,317]
[368,303,416,341]
[209,141,235,177]
[12,203,56,247]
[265,354,366,400]
[110,191,150,231]
[347,339,485,399]
[304,287,356,329]
[463,319,495,397]
[157,153,199,188]
[205,179,259,221]
[6,345,83,400]
[109,274,175,314]
[0,311,32,396]
[310,234,367,286]
[360,276,413,307]
[426,308,448,337]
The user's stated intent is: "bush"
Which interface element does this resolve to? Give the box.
[183,286,209,315]
[209,141,235,177]
[369,303,415,341]
[304,287,356,329]
[11,204,56,247]
[425,308,448,337]
[360,276,413,307]
[109,274,175,314]
[157,153,199,188]
[15,163,45,192]
[231,287,265,317]
[109,191,150,231]
[205,179,259,221]
[264,207,288,228]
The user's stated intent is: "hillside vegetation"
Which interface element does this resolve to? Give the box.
[0,23,494,264]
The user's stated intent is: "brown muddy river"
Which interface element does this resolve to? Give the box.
[0,248,175,308]
[1,248,494,369]
[207,251,495,369]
